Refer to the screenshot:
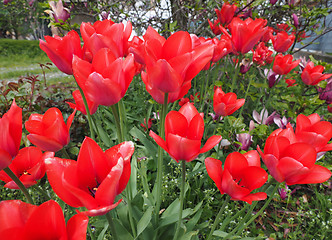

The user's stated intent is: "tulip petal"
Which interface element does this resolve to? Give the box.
[240,166,268,191]
[286,165,332,185]
[0,149,12,171]
[224,152,248,179]
[205,157,224,194]
[81,199,122,217]
[199,135,222,155]
[221,169,250,200]
[27,134,63,152]
[162,31,192,61]
[243,150,261,167]
[241,192,267,205]
[66,214,89,240]
[281,143,316,168]
[45,157,82,207]
[23,200,66,240]
[165,111,188,141]
[167,134,201,162]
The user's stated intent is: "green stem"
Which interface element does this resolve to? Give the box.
[118,99,127,141]
[110,105,123,143]
[154,93,168,223]
[230,55,242,93]
[238,79,252,118]
[3,167,34,204]
[31,185,51,200]
[235,182,281,235]
[207,195,231,240]
[125,186,137,238]
[105,212,118,240]
[76,83,95,141]
[173,160,186,240]
[61,148,71,159]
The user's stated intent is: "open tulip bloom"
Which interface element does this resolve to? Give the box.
[0,147,54,189]
[150,102,222,162]
[0,200,88,240]
[45,137,134,216]
[213,87,245,117]
[301,61,332,86]
[205,151,268,204]
[25,107,76,152]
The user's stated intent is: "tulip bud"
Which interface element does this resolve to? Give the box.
[292,13,299,28]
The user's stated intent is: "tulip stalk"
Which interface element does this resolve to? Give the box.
[224,180,279,238]
[105,212,119,240]
[173,160,186,240]
[3,167,34,204]
[76,83,95,141]
[206,195,231,240]
[230,55,242,93]
[154,93,169,224]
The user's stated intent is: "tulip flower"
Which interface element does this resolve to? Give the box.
[47,0,70,24]
[208,19,222,35]
[215,3,237,26]
[295,113,332,153]
[0,100,22,171]
[81,20,132,60]
[213,87,245,117]
[150,102,222,162]
[273,54,300,75]
[131,28,214,104]
[39,30,83,75]
[0,200,88,240]
[25,108,76,152]
[253,42,273,66]
[252,108,276,125]
[0,147,54,189]
[220,17,267,54]
[328,104,332,113]
[66,90,99,115]
[236,132,252,151]
[205,151,268,204]
[270,31,295,53]
[45,137,134,216]
[258,124,331,185]
[285,78,297,87]
[301,61,332,85]
[73,49,136,106]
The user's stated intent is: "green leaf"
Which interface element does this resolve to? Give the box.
[136,206,154,237]
[97,223,108,240]
[129,126,158,158]
[180,231,199,240]
[113,219,134,240]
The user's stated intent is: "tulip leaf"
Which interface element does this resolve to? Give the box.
[180,231,199,240]
[97,222,109,240]
[136,206,154,237]
[113,218,134,240]
[96,123,112,147]
[129,126,158,157]
[186,209,203,232]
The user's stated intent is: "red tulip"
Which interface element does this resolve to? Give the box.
[25,108,76,152]
[208,19,222,35]
[213,87,245,117]
[258,124,331,185]
[0,147,54,189]
[73,48,136,106]
[0,200,88,240]
[253,42,273,66]
[328,104,332,113]
[81,20,132,61]
[220,17,267,54]
[66,90,99,115]
[0,100,22,170]
[295,113,332,153]
[45,137,134,216]
[301,61,332,85]
[150,102,222,162]
[131,28,214,104]
[273,54,300,75]
[270,31,295,53]
[215,3,237,26]
[205,150,268,204]
[39,30,83,75]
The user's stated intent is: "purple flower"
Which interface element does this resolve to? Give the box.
[236,131,252,151]
[240,58,252,74]
[264,69,280,88]
[3,0,13,4]
[48,0,70,24]
[270,0,278,5]
[274,115,290,129]
[101,11,109,20]
[319,79,332,104]
[292,14,299,28]
[253,108,277,125]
